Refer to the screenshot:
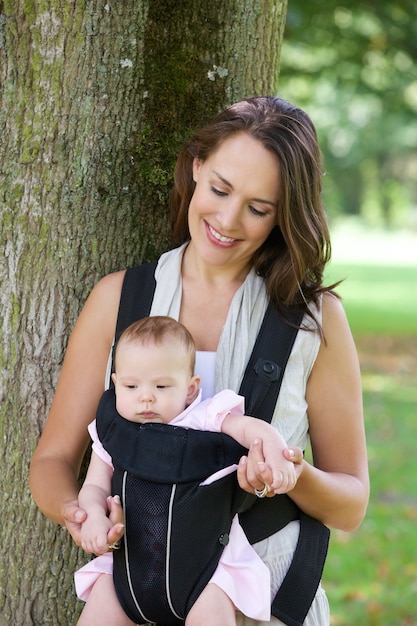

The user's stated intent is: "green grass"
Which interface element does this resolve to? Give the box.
[321,249,417,625]
[324,367,417,625]
[325,263,417,335]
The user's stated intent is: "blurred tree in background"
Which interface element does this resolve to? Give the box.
[279,0,417,228]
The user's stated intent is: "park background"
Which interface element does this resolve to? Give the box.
[279,2,417,624]
[1,1,416,624]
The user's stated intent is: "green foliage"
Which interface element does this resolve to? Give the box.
[278,1,417,226]
[324,346,417,625]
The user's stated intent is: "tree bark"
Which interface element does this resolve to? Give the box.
[0,1,287,623]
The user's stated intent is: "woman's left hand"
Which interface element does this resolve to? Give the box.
[237,439,303,496]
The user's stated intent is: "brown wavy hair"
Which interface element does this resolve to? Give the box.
[170,96,337,312]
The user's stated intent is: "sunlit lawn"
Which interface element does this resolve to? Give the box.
[326,263,417,336]
[322,225,417,625]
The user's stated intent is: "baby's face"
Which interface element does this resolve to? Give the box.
[112,340,198,424]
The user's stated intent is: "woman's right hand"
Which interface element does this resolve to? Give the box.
[63,495,124,552]
[63,500,87,546]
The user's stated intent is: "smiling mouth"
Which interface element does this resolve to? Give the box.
[207,223,237,243]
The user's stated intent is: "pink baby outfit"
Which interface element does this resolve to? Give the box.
[75,389,271,621]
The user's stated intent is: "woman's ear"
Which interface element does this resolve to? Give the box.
[186,375,201,405]
[192,157,202,183]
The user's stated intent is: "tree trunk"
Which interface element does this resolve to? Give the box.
[0,1,287,623]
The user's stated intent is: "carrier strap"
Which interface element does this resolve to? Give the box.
[271,512,330,626]
[115,261,157,344]
[238,301,305,418]
[114,262,330,626]
[110,261,157,382]
[237,300,329,625]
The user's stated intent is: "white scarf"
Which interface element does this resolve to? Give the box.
[150,243,269,395]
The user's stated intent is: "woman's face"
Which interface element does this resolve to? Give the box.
[188,132,280,275]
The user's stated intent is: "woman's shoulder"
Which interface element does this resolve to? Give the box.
[73,269,127,346]
[321,291,351,336]
[91,269,126,299]
[316,291,359,368]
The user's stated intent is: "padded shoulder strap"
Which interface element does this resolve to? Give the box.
[110,261,157,381]
[238,302,305,419]
[237,302,330,626]
[115,261,157,343]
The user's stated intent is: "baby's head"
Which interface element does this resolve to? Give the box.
[111,316,200,424]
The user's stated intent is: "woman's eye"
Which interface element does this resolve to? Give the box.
[211,186,227,197]
[249,205,267,218]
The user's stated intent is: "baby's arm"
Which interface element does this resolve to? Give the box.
[78,451,119,554]
[221,414,297,494]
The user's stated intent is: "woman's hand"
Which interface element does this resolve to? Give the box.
[63,500,88,545]
[237,439,304,497]
[106,495,125,549]
[63,495,125,552]
[284,446,304,477]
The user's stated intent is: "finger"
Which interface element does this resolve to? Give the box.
[107,495,124,525]
[284,447,303,465]
[245,439,266,486]
[63,501,87,546]
[87,539,110,556]
[237,455,251,491]
[257,461,274,491]
[64,500,87,525]
[106,523,125,547]
[65,520,83,546]
[249,439,265,464]
[273,467,298,494]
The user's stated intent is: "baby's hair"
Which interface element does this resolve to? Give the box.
[115,316,196,375]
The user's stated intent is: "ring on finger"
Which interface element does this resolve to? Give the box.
[108,540,121,551]
[254,484,269,498]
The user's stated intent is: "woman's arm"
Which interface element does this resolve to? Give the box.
[29,270,125,542]
[237,293,369,532]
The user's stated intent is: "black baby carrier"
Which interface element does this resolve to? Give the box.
[96,261,330,626]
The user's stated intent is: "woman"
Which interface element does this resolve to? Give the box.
[30,96,369,625]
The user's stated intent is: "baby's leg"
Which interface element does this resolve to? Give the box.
[77,573,135,626]
[186,582,236,626]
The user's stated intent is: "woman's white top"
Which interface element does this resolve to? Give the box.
[195,351,216,400]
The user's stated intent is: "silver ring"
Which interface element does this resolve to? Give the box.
[254,484,269,498]
[107,540,121,551]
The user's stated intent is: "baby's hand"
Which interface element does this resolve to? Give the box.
[260,436,300,494]
[80,514,114,555]
[269,456,297,494]
[257,458,297,494]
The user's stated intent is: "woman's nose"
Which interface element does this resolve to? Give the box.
[217,199,241,230]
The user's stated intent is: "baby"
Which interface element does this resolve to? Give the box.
[75,316,297,625]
